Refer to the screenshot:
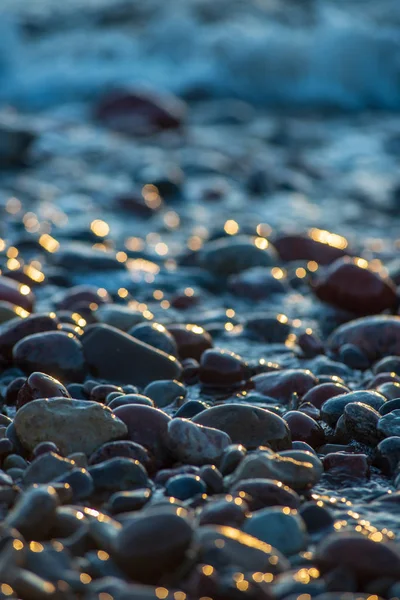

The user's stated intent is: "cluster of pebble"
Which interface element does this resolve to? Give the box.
[0,87,400,600]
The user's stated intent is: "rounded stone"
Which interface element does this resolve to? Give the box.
[379,398,400,415]
[129,322,178,357]
[302,382,350,408]
[321,390,386,426]
[284,411,325,448]
[113,404,171,465]
[167,324,213,361]
[88,457,148,492]
[0,275,35,312]
[14,398,127,456]
[342,402,381,445]
[373,356,400,375]
[0,313,59,360]
[107,394,154,410]
[113,509,193,583]
[199,349,248,387]
[88,440,150,468]
[199,495,248,527]
[299,501,335,533]
[244,507,307,556]
[230,478,300,510]
[193,404,291,450]
[273,232,349,265]
[167,418,231,465]
[228,266,288,299]
[175,400,208,419]
[375,437,400,475]
[251,369,317,403]
[16,372,71,410]
[143,379,186,408]
[377,410,400,438]
[13,331,87,383]
[323,453,370,480]
[165,474,207,500]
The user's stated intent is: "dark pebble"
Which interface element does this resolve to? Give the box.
[0,313,58,360]
[379,397,400,415]
[230,477,300,510]
[16,371,71,409]
[165,474,207,500]
[129,322,178,356]
[167,323,213,360]
[88,457,148,492]
[88,440,150,468]
[284,410,325,448]
[175,399,208,419]
[251,368,317,403]
[199,348,248,387]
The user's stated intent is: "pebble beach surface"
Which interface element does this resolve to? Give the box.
[1,1,400,599]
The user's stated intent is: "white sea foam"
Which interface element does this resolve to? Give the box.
[0,0,399,110]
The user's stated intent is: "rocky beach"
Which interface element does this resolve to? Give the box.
[0,1,400,598]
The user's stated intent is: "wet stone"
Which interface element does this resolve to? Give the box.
[90,384,123,404]
[193,404,291,450]
[373,355,400,375]
[14,398,127,456]
[375,436,400,475]
[198,235,278,276]
[339,343,370,370]
[0,313,59,360]
[199,348,248,387]
[302,382,350,408]
[198,464,224,494]
[143,379,186,408]
[5,485,59,540]
[54,467,94,501]
[113,508,193,583]
[228,266,288,299]
[244,507,307,556]
[0,275,35,313]
[88,440,150,468]
[16,372,71,410]
[199,494,248,527]
[129,322,178,356]
[230,478,300,510]
[88,457,148,492]
[299,501,335,534]
[284,410,325,448]
[379,398,400,415]
[342,402,381,445]
[323,453,370,480]
[106,488,152,514]
[13,331,87,383]
[245,314,292,343]
[251,369,317,403]
[375,381,400,400]
[321,390,386,426]
[165,474,207,500]
[108,394,155,409]
[175,399,208,419]
[167,324,213,361]
[219,444,247,476]
[273,232,349,265]
[377,409,400,438]
[82,324,182,387]
[168,418,231,465]
[23,452,74,485]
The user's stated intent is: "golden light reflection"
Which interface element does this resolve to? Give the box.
[125,237,144,251]
[14,306,30,318]
[226,309,235,318]
[164,211,180,229]
[296,267,307,278]
[308,228,348,249]
[187,236,203,251]
[155,587,169,599]
[6,258,20,270]
[116,251,127,263]
[118,288,129,299]
[80,573,92,584]
[0,239,5,252]
[307,261,318,272]
[91,220,110,237]
[6,197,21,214]
[0,584,14,596]
[153,290,164,300]
[184,287,194,297]
[97,288,108,298]
[6,246,18,258]
[127,258,160,274]
[256,223,272,237]
[142,184,162,209]
[271,267,285,279]
[254,237,269,250]
[355,257,369,269]
[29,542,44,553]
[224,220,239,235]
[202,565,214,576]
[161,300,170,309]
[19,284,31,296]
[23,264,45,283]
[39,234,59,253]
[277,313,288,324]
[155,242,169,256]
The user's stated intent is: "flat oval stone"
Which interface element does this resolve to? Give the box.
[13,331,87,383]
[108,394,154,410]
[199,495,248,527]
[0,275,35,312]
[166,474,207,500]
[321,390,386,426]
[143,379,186,408]
[88,440,150,468]
[198,235,278,276]
[230,478,300,510]
[327,316,400,363]
[251,369,317,403]
[167,418,231,465]
[315,532,400,580]
[89,457,148,492]
[0,313,59,359]
[5,485,59,540]
[95,304,144,331]
[54,285,111,311]
[377,410,400,438]
[313,257,397,315]
[82,324,182,387]
[273,232,349,265]
[302,382,350,408]
[16,372,71,409]
[167,324,213,360]
[193,404,291,450]
[106,489,152,514]
[113,509,193,583]
[14,398,127,456]
[343,402,381,445]
[113,404,171,465]
[226,450,322,491]
[199,349,248,387]
[196,524,289,574]
[244,507,307,556]
[284,411,325,448]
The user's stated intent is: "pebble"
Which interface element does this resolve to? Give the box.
[88,457,148,492]
[106,488,152,514]
[82,324,182,387]
[13,331,87,383]
[113,404,171,466]
[339,343,370,370]
[23,452,75,485]
[299,501,335,534]
[342,401,381,445]
[167,418,231,465]
[16,371,70,409]
[88,440,150,467]
[313,256,397,315]
[95,304,144,331]
[251,369,318,403]
[113,508,193,583]
[244,507,307,556]
[375,381,400,400]
[377,409,400,438]
[226,450,323,491]
[94,88,186,135]
[193,403,291,450]
[228,266,288,299]
[320,390,386,426]
[129,322,178,356]
[5,485,59,540]
[328,315,400,362]
[55,467,94,501]
[284,410,325,448]
[315,532,400,581]
[143,379,186,408]
[379,397,400,415]
[302,382,350,408]
[199,494,248,527]
[375,436,400,475]
[229,478,300,510]
[0,275,35,312]
[167,324,213,360]
[107,393,155,409]
[14,398,127,456]
[175,399,208,418]
[323,453,370,480]
[245,313,292,343]
[198,235,278,276]
[373,355,400,375]
[0,313,59,360]
[165,474,207,500]
[199,348,248,387]
[273,232,348,265]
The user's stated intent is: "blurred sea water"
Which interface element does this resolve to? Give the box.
[0,0,400,111]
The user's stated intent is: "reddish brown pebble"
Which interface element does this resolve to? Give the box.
[251,369,317,403]
[302,382,350,409]
[167,324,213,360]
[284,410,325,448]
